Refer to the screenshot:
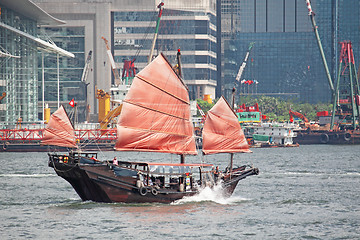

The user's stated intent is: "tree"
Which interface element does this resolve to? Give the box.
[196,99,215,117]
[237,96,332,122]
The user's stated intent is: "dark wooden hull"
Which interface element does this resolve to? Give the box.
[48,154,259,204]
[48,158,111,202]
[82,164,198,203]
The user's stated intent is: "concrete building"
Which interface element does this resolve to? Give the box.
[112,0,217,100]
[34,0,112,122]
[34,0,217,122]
[0,0,73,124]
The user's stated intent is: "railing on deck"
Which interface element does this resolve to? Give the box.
[0,128,117,141]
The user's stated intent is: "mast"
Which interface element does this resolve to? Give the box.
[115,54,197,155]
[148,1,164,64]
[178,49,184,164]
[230,88,236,177]
[176,49,182,78]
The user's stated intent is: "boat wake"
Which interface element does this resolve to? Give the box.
[0,173,54,178]
[172,183,250,205]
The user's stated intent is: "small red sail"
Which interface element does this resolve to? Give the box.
[115,54,196,155]
[202,96,251,155]
[41,105,77,148]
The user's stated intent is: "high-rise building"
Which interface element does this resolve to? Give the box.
[112,0,217,100]
[221,0,360,104]
[34,0,217,122]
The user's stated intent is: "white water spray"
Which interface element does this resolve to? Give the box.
[172,183,250,205]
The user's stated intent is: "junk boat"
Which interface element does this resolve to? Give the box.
[45,54,259,203]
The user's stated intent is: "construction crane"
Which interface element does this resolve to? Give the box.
[81,50,92,83]
[196,103,206,123]
[122,59,136,85]
[148,1,164,64]
[330,41,360,130]
[306,0,335,95]
[80,50,93,122]
[306,1,360,130]
[96,88,123,129]
[99,104,122,130]
[289,109,309,123]
[235,42,255,83]
[96,89,111,128]
[102,36,122,86]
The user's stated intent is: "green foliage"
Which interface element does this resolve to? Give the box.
[237,96,332,122]
[196,99,216,117]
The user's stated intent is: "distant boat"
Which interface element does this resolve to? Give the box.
[45,54,259,203]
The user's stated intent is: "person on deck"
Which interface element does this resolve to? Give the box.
[113,157,118,166]
[214,166,221,182]
[143,176,153,186]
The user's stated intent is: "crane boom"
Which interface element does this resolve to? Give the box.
[81,50,92,83]
[289,109,309,123]
[305,0,335,94]
[102,36,122,85]
[236,42,255,82]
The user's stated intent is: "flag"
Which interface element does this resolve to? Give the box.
[69,98,75,107]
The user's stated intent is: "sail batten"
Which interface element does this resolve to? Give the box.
[136,75,189,104]
[115,54,197,155]
[41,105,77,148]
[202,96,251,155]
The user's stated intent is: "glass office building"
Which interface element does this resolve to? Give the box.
[0,1,74,124]
[37,27,87,121]
[0,5,39,123]
[222,0,360,104]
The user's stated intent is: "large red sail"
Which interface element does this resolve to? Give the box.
[115,54,197,155]
[202,96,251,155]
[41,105,77,148]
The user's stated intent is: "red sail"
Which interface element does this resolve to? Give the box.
[115,54,197,155]
[202,96,251,155]
[41,105,77,148]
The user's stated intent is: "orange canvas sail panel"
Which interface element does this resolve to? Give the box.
[41,105,77,148]
[202,96,251,155]
[115,53,197,155]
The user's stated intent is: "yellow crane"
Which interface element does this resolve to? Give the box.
[96,89,122,129]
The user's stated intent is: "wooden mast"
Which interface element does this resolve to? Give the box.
[230,87,236,178]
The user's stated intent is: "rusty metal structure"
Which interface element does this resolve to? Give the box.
[330,41,360,130]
